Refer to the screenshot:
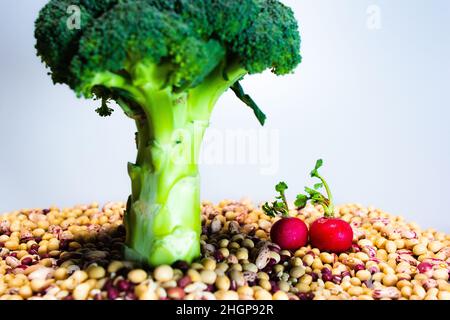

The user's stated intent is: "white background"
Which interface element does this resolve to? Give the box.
[0,1,449,232]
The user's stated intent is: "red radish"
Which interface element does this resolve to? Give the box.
[310,217,353,253]
[270,217,309,250]
[295,159,354,253]
[263,182,308,250]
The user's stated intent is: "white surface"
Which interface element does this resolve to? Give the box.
[0,1,449,232]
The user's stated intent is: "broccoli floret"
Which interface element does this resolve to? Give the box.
[35,0,302,266]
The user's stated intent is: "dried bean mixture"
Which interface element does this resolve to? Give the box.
[0,200,449,300]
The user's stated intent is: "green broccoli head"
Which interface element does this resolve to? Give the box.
[34,0,303,266]
[35,0,302,98]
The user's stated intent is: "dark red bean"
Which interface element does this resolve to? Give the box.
[0,242,4,248]
[116,225,126,236]
[247,280,257,286]
[177,276,191,288]
[42,209,50,215]
[354,264,365,271]
[332,275,342,284]
[341,271,351,278]
[125,292,137,300]
[16,265,28,270]
[322,268,332,274]
[63,295,74,300]
[213,251,224,262]
[268,245,280,253]
[269,281,279,293]
[107,288,119,300]
[297,292,308,300]
[230,280,237,291]
[21,257,33,265]
[322,273,333,282]
[20,237,33,243]
[117,280,130,292]
[172,260,189,272]
[103,279,114,291]
[368,266,379,274]
[94,293,103,300]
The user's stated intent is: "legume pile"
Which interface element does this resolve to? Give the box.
[0,200,449,300]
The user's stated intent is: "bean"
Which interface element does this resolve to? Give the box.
[19,285,33,299]
[167,287,185,300]
[73,283,90,300]
[385,241,397,254]
[187,269,201,282]
[382,274,398,286]
[241,239,254,249]
[107,261,124,274]
[273,291,289,300]
[254,289,272,300]
[412,244,427,256]
[71,270,88,284]
[215,275,230,291]
[128,269,148,284]
[201,258,216,271]
[299,274,312,285]
[347,286,364,296]
[413,285,426,299]
[200,270,217,285]
[356,270,371,281]
[154,265,173,282]
[438,291,450,300]
[215,290,239,300]
[88,266,106,280]
[290,266,306,278]
[295,283,310,293]
[432,269,449,281]
[427,241,443,253]
[319,253,334,264]
[401,286,412,298]
[350,277,361,286]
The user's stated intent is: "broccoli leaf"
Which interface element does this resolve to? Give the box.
[231,82,266,126]
[95,99,114,117]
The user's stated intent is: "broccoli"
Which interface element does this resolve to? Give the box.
[35,0,302,266]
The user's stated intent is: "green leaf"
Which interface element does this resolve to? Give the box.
[275,182,288,193]
[95,99,114,117]
[262,202,276,217]
[231,82,267,126]
[314,183,323,190]
[310,159,323,177]
[294,194,308,208]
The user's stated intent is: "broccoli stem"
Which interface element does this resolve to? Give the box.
[106,62,248,266]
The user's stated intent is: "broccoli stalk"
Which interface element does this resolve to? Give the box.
[108,63,246,265]
[35,0,302,266]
